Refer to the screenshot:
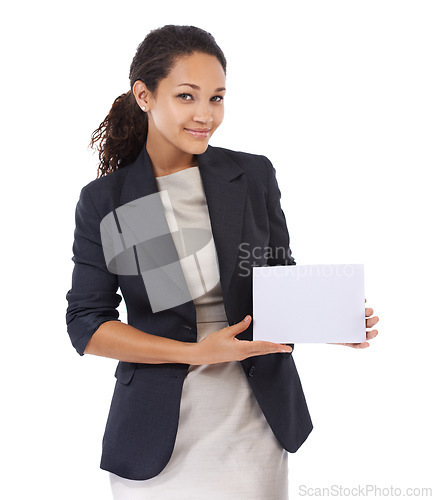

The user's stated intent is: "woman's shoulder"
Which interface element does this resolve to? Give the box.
[80,161,132,194]
[209,143,269,164]
[77,144,274,210]
[207,144,273,178]
[74,160,138,221]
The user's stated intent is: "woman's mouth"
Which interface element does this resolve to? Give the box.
[185,128,210,138]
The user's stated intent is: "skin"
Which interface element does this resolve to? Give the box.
[131,51,380,349]
[331,298,379,349]
[132,51,226,178]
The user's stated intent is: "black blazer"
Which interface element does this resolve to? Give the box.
[66,140,313,481]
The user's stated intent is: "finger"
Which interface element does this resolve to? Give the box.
[249,340,292,354]
[281,343,293,352]
[266,341,292,353]
[230,316,251,334]
[329,341,370,348]
[366,316,379,328]
[365,307,374,317]
[350,342,370,348]
[366,329,378,340]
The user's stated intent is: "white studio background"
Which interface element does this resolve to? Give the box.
[1,1,432,498]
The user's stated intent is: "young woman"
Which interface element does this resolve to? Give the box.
[66,24,379,499]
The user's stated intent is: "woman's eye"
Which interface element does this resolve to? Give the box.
[177,93,224,102]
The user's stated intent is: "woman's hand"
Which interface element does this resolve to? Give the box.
[328,298,379,349]
[192,315,292,365]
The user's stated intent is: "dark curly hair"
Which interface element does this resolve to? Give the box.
[89,25,227,178]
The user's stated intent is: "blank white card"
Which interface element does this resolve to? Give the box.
[252,264,366,343]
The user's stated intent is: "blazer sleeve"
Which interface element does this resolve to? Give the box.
[65,185,122,356]
[261,155,296,267]
[262,155,296,350]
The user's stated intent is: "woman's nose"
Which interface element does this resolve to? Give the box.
[193,102,213,124]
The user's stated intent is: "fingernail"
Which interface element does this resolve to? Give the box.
[244,315,250,322]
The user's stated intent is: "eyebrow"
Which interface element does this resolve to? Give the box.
[177,83,226,92]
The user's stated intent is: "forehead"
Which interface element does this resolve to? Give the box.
[163,52,226,88]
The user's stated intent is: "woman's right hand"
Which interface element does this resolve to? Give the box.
[192,315,292,365]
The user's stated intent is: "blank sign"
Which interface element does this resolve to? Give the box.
[252,264,366,343]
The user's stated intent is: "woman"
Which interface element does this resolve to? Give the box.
[66,24,379,499]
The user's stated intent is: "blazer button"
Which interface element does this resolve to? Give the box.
[248,366,255,377]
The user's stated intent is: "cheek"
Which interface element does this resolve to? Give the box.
[153,103,182,129]
[151,110,168,132]
[170,108,189,130]
[214,107,224,127]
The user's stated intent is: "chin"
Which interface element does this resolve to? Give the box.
[196,142,210,154]
[182,141,210,155]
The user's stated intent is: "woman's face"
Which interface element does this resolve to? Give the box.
[134,51,226,156]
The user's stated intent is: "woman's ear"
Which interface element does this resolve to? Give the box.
[132,80,151,110]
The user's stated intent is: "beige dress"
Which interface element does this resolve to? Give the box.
[109,166,289,499]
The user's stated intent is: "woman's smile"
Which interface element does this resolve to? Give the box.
[184,127,211,138]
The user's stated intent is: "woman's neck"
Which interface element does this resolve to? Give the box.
[146,135,198,178]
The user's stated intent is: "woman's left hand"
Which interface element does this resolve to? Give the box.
[329,298,379,349]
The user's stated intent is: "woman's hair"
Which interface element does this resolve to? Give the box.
[90,24,227,178]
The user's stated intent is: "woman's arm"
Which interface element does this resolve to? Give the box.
[66,185,288,364]
[261,154,296,267]
[260,155,296,351]
[84,315,289,364]
[66,185,124,356]
[83,320,199,364]
[66,185,199,364]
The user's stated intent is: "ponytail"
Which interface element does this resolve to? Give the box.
[89,90,148,178]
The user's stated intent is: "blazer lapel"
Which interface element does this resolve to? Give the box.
[119,140,247,309]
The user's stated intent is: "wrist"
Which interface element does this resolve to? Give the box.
[182,341,202,365]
